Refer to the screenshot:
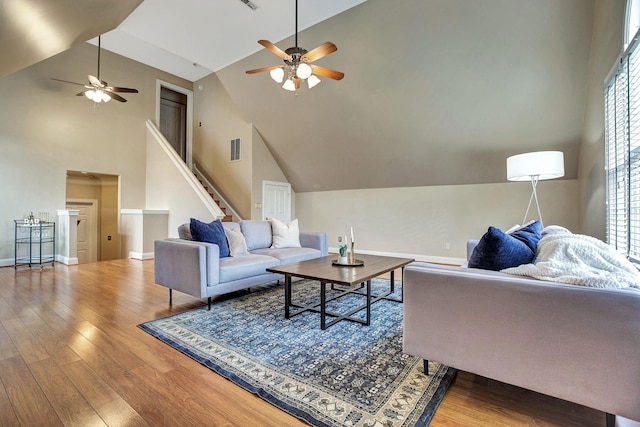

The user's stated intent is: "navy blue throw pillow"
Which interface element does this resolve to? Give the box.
[468,221,541,271]
[190,218,230,258]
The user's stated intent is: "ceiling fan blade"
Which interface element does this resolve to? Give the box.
[312,65,344,81]
[301,42,337,63]
[258,40,290,60]
[50,78,85,86]
[245,65,282,75]
[108,92,128,102]
[88,75,102,87]
[109,87,139,93]
[76,90,89,97]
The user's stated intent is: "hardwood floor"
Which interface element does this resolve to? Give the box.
[0,259,605,426]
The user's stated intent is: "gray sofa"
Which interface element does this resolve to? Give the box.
[154,220,328,309]
[403,248,640,424]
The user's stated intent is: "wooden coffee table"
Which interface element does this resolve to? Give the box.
[266,254,414,330]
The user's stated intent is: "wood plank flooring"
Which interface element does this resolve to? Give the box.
[0,259,605,426]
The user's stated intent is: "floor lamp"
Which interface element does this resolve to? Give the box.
[506,151,564,228]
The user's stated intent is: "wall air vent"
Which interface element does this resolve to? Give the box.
[231,138,241,161]
[239,0,258,10]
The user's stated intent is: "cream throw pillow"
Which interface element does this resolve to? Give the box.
[270,218,302,248]
[224,227,249,256]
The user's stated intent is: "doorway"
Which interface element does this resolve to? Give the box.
[156,80,193,168]
[66,171,120,263]
[66,199,98,264]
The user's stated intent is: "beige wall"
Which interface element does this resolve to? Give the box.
[216,0,594,193]
[0,41,191,264]
[296,180,579,263]
[251,127,293,220]
[193,73,293,222]
[578,0,626,240]
[193,73,253,218]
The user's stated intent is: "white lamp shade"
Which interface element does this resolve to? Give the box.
[307,75,321,89]
[296,63,312,79]
[507,151,565,181]
[282,78,296,91]
[270,67,284,83]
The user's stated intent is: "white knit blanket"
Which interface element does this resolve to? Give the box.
[502,233,640,290]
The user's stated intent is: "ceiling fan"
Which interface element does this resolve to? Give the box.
[51,35,139,103]
[245,0,344,91]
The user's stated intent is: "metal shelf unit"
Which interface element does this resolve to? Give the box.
[14,220,56,268]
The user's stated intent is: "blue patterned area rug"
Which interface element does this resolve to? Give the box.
[139,278,456,426]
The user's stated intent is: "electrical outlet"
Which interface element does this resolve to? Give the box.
[107,235,111,241]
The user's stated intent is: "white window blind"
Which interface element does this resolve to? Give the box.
[605,29,640,261]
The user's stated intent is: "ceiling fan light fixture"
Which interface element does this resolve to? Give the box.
[296,63,312,79]
[245,0,343,92]
[84,89,111,103]
[270,67,285,83]
[307,75,321,89]
[282,78,297,91]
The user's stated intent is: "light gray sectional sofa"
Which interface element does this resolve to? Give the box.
[403,245,640,425]
[154,220,328,309]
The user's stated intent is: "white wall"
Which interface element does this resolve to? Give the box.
[296,180,579,263]
[145,124,224,237]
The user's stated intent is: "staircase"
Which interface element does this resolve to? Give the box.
[193,164,242,223]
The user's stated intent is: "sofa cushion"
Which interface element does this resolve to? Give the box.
[240,220,273,251]
[468,221,541,271]
[507,220,542,253]
[178,223,192,240]
[270,218,302,249]
[222,221,240,232]
[251,247,321,264]
[218,254,280,283]
[225,227,249,256]
[190,218,230,258]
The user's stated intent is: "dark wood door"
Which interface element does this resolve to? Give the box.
[159,87,187,161]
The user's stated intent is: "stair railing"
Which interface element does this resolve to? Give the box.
[193,164,243,222]
[146,119,225,220]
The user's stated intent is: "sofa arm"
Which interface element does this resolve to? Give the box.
[300,231,328,256]
[154,239,220,299]
[402,262,640,421]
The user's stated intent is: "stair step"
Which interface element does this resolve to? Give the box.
[222,215,233,222]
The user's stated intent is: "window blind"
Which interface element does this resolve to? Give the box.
[605,30,640,261]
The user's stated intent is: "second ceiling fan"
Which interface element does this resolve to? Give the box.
[51,35,139,103]
[246,0,344,91]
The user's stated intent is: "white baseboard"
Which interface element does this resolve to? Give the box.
[0,258,13,268]
[57,255,78,265]
[327,247,465,266]
[129,251,154,260]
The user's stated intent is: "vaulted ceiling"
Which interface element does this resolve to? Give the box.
[2,0,596,193]
[216,0,595,191]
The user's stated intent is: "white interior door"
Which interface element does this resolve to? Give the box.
[66,200,98,264]
[262,181,291,222]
